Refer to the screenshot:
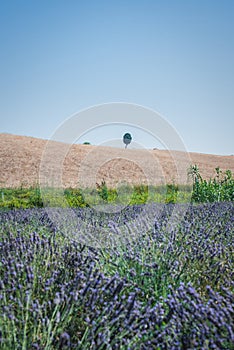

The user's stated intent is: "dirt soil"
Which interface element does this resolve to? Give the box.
[1,133,233,188]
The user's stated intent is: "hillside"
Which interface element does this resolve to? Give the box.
[0,133,233,188]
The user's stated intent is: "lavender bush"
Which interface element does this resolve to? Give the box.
[0,202,233,349]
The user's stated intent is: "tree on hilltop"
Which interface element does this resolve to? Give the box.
[123,133,132,149]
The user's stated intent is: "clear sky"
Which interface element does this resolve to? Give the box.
[0,0,234,155]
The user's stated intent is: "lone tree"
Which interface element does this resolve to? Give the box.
[123,133,132,149]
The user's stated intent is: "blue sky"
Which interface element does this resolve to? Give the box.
[0,0,234,155]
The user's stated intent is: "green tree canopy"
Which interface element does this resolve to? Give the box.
[123,133,132,148]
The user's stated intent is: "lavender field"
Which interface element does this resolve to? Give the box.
[0,202,233,349]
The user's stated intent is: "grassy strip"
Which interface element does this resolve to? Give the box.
[0,166,233,209]
[0,184,192,209]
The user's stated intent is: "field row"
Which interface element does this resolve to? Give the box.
[0,202,233,349]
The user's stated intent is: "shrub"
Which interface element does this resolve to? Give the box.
[189,165,234,202]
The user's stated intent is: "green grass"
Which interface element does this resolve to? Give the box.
[0,166,233,209]
[0,184,192,209]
